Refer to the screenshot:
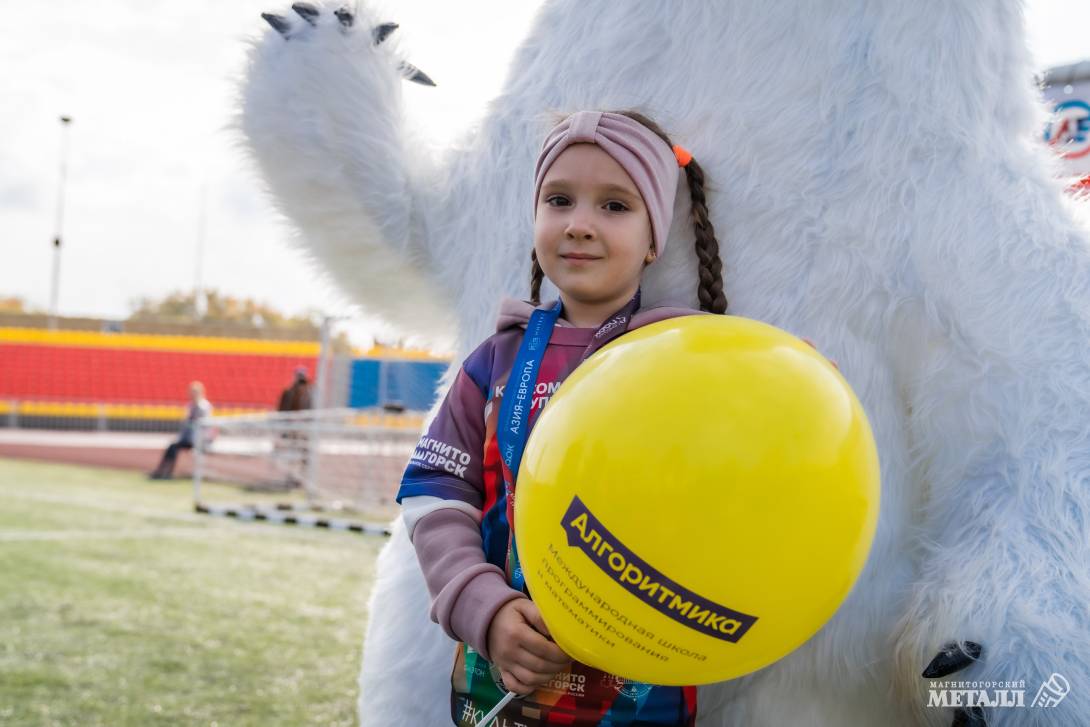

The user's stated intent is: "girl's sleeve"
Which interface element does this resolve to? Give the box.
[396,341,527,657]
[396,362,489,507]
[411,507,527,659]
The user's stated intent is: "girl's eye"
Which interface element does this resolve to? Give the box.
[605,201,629,212]
[546,195,570,207]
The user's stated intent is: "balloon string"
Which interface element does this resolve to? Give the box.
[479,690,517,726]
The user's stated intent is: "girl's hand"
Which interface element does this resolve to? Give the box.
[486,599,572,695]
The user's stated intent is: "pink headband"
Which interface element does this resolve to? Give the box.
[533,111,684,257]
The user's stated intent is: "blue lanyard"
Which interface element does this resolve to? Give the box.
[497,300,561,591]
[498,300,562,478]
[496,292,641,591]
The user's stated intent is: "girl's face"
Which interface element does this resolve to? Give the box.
[534,143,655,313]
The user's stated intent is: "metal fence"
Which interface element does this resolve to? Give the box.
[193,407,424,522]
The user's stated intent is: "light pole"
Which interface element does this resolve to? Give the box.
[49,115,73,330]
[194,182,207,319]
[305,315,335,502]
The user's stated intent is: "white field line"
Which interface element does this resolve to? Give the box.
[2,489,207,523]
[1,489,389,539]
[0,527,232,542]
[0,490,320,538]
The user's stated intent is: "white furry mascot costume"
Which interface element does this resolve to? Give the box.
[239,2,1090,725]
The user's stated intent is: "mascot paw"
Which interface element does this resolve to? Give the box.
[922,641,987,727]
[260,2,435,85]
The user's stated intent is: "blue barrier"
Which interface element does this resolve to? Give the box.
[348,359,448,411]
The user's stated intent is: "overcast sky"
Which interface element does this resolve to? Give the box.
[1,0,1086,344]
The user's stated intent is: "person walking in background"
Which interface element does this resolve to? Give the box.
[149,381,213,480]
[275,366,312,488]
[277,366,312,412]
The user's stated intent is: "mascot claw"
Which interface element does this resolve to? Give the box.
[291,2,318,26]
[260,12,292,37]
[922,641,987,727]
[951,706,987,726]
[372,20,398,44]
[397,62,436,87]
[333,6,354,28]
[262,4,435,86]
[921,640,983,678]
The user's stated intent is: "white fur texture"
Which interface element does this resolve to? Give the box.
[239,2,1090,725]
[237,6,456,338]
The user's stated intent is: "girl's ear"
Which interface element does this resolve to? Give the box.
[644,246,657,265]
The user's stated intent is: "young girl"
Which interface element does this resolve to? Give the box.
[396,110,726,726]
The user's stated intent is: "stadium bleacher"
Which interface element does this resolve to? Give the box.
[1,327,318,430]
[0,325,450,432]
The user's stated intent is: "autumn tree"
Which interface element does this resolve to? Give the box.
[129,290,321,330]
[127,290,361,353]
[0,296,33,314]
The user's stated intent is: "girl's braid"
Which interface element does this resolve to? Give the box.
[529,249,545,306]
[682,159,727,314]
[619,111,727,314]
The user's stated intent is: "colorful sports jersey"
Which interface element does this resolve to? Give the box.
[398,293,700,726]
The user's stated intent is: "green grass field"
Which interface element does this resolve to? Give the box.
[0,458,386,726]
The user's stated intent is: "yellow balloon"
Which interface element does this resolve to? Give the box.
[514,315,879,686]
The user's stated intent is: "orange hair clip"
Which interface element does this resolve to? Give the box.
[672,144,692,168]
